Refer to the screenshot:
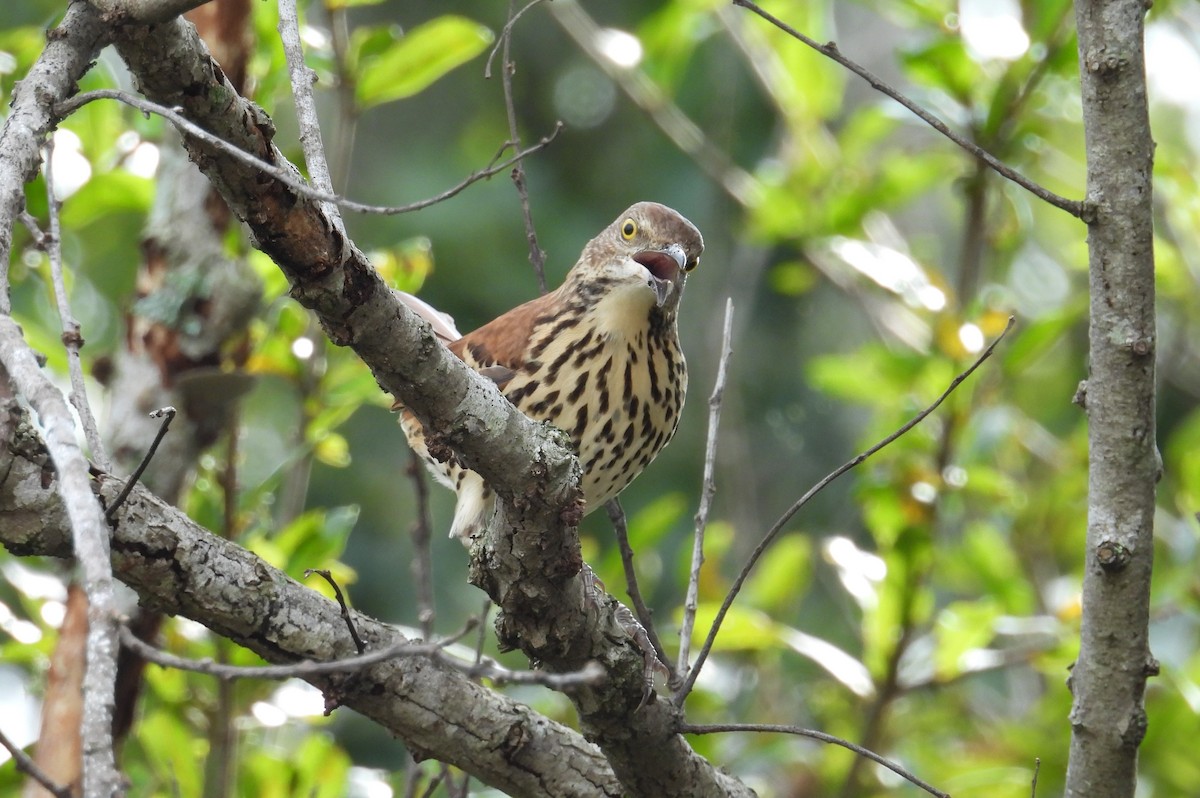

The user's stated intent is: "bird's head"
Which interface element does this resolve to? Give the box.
[569,201,704,316]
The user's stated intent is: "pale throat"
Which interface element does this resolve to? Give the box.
[586,280,657,340]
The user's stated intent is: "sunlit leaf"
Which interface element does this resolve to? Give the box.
[744,533,811,612]
[356,16,493,109]
[900,37,980,103]
[933,598,1000,679]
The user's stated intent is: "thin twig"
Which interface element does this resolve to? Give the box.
[1031,757,1041,797]
[0,314,121,795]
[483,0,545,78]
[105,406,176,521]
[305,569,366,654]
[449,766,471,798]
[277,0,342,227]
[118,619,606,689]
[731,0,1084,219]
[473,598,491,666]
[680,723,949,798]
[0,725,74,798]
[420,768,447,798]
[494,0,547,293]
[549,1,760,207]
[675,316,1016,704]
[604,499,673,677]
[43,137,111,471]
[55,90,563,217]
[406,450,436,639]
[401,751,423,798]
[678,298,734,677]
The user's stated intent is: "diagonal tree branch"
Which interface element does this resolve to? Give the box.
[731,0,1085,219]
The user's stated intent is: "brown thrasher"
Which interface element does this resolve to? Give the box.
[395,201,704,542]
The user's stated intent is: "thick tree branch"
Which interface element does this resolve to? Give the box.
[1065,2,1158,796]
[0,403,620,798]
[88,0,212,25]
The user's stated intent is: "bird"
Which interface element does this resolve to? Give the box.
[394,201,704,542]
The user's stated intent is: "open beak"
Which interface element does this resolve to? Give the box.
[633,243,687,307]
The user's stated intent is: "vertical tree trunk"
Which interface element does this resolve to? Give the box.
[1066,2,1157,796]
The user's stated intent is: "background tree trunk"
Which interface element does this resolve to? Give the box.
[1066,1,1158,796]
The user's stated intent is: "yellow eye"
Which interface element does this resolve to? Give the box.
[621,219,637,240]
[684,256,699,273]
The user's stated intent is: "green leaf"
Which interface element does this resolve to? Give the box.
[933,598,1000,679]
[685,603,778,652]
[314,430,351,467]
[900,37,980,103]
[356,16,493,110]
[744,533,811,612]
[768,261,816,296]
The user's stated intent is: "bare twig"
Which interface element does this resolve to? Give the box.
[54,90,563,217]
[277,0,342,228]
[421,768,448,798]
[326,5,358,193]
[406,450,437,638]
[117,623,413,679]
[548,1,760,207]
[677,298,733,677]
[731,0,1084,219]
[680,723,949,798]
[484,0,545,78]
[118,620,606,689]
[493,0,547,293]
[472,598,491,666]
[105,406,176,520]
[1031,757,1041,797]
[401,751,424,798]
[0,316,121,796]
[305,569,366,654]
[604,499,673,677]
[0,725,74,798]
[42,137,111,472]
[272,0,344,527]
[675,316,1016,704]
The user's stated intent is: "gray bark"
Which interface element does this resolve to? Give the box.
[1065,2,1158,796]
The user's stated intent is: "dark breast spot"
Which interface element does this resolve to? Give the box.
[507,381,538,404]
[550,329,593,373]
[572,404,589,439]
[529,389,561,416]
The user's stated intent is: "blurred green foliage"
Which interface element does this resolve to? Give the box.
[3,0,1200,796]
